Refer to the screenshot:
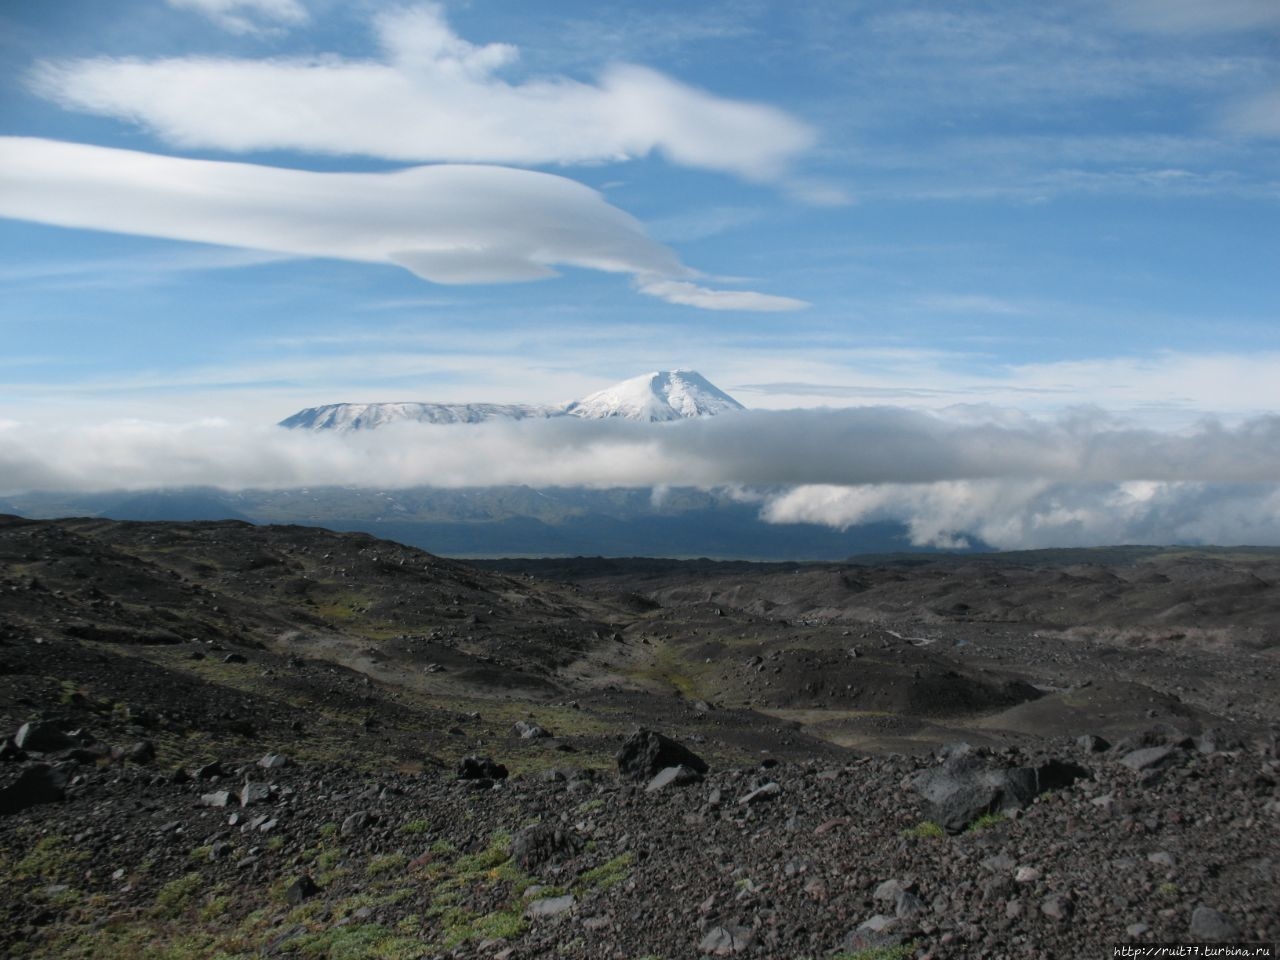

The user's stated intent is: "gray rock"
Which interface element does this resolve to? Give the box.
[525,894,575,918]
[842,915,901,953]
[125,740,156,764]
[645,764,704,792]
[0,764,69,814]
[895,890,927,918]
[341,811,370,836]
[873,879,904,903]
[615,728,708,782]
[13,722,74,753]
[1194,728,1245,754]
[513,720,550,739]
[912,753,1088,833]
[258,753,289,769]
[456,756,508,781]
[239,782,271,806]
[1041,894,1073,921]
[1189,905,1240,942]
[1119,746,1177,771]
[1077,734,1111,753]
[981,852,1016,873]
[200,790,232,808]
[699,924,754,956]
[285,875,320,906]
[510,822,584,872]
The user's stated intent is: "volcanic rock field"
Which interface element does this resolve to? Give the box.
[0,515,1276,958]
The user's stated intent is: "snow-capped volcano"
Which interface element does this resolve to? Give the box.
[563,370,744,421]
[279,370,744,430]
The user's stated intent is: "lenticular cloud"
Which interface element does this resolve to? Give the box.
[0,137,806,311]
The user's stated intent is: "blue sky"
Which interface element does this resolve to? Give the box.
[2,0,1276,424]
[2,0,1280,548]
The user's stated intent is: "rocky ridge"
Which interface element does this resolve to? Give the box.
[0,718,1275,959]
[0,516,1277,957]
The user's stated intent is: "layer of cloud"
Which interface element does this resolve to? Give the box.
[762,480,1280,550]
[0,137,802,310]
[30,4,814,182]
[166,0,308,36]
[5,407,1280,548]
[4,404,1280,497]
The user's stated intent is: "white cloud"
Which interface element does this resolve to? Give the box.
[633,279,808,312]
[0,137,800,310]
[3,404,1280,491]
[5,407,1280,548]
[761,480,1280,550]
[166,0,309,35]
[30,4,813,182]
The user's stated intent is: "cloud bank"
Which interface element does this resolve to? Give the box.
[0,137,805,310]
[30,4,814,182]
[4,407,1280,549]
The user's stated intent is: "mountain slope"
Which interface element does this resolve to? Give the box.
[278,401,558,430]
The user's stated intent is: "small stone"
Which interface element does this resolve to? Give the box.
[223,653,248,664]
[513,720,549,740]
[981,853,1015,872]
[699,924,754,956]
[1041,894,1072,921]
[1189,905,1240,942]
[737,782,780,805]
[803,878,828,901]
[1147,851,1175,868]
[896,890,926,918]
[1014,866,1041,884]
[258,753,288,769]
[239,782,271,806]
[1127,922,1151,938]
[456,756,508,781]
[341,811,370,836]
[873,879,904,903]
[125,740,156,764]
[1119,746,1176,771]
[285,875,320,906]
[525,894,575,919]
[645,764,704,792]
[200,790,232,808]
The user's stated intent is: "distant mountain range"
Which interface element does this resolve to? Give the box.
[279,370,744,430]
[0,485,960,561]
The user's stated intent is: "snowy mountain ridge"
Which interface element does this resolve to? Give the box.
[280,370,745,431]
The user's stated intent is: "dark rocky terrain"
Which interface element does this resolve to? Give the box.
[1,516,1276,958]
